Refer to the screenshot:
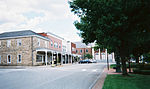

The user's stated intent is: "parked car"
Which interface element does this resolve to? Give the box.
[92,60,97,63]
[78,59,92,64]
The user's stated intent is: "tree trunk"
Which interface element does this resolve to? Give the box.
[135,56,139,63]
[121,57,128,76]
[128,60,131,73]
[116,56,121,73]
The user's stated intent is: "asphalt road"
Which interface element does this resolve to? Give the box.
[0,63,106,89]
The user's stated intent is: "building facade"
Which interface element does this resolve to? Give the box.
[0,30,114,66]
[0,30,80,66]
[75,42,92,60]
[0,30,50,66]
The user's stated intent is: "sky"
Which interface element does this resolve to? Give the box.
[0,0,82,42]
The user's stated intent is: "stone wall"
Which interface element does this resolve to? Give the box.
[0,36,49,66]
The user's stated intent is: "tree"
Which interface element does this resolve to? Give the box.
[69,0,150,75]
[84,54,93,59]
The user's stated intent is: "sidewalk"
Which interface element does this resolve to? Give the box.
[0,63,76,69]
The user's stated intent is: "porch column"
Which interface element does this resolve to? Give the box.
[71,54,72,64]
[105,49,107,60]
[68,54,69,64]
[42,55,44,63]
[61,53,63,65]
[45,50,47,66]
[52,51,54,65]
[64,54,66,64]
[112,52,115,62]
[92,48,95,60]
[98,48,101,59]
[57,52,58,65]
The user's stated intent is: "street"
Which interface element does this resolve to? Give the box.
[0,63,106,89]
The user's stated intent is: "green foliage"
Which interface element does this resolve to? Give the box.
[69,0,150,56]
[110,64,116,69]
[84,53,93,59]
[133,69,150,75]
[69,0,150,75]
[143,52,150,62]
[102,74,150,89]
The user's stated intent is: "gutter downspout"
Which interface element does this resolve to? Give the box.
[31,36,34,66]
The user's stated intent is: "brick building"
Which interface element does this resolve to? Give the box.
[75,42,92,60]
[0,30,81,66]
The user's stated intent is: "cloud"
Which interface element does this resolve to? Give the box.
[0,0,81,42]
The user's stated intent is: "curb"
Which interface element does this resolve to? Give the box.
[90,68,108,89]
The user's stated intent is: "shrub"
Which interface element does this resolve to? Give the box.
[136,64,150,70]
[133,68,150,75]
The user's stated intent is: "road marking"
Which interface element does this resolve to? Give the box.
[82,69,87,71]
[92,69,97,72]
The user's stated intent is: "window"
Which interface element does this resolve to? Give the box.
[0,55,1,64]
[0,41,2,48]
[76,50,78,53]
[80,49,82,53]
[51,40,53,46]
[36,55,42,62]
[38,39,40,47]
[72,47,75,51]
[7,40,11,47]
[86,49,88,52]
[17,39,22,46]
[59,43,61,48]
[7,55,11,63]
[45,41,48,48]
[17,54,22,63]
[54,42,58,48]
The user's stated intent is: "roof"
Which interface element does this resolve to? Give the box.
[0,30,49,40]
[74,42,93,48]
[47,32,64,40]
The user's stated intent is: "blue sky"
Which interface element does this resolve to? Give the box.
[0,0,82,42]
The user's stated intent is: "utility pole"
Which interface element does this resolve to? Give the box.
[106,49,109,70]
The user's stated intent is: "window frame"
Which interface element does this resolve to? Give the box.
[7,40,11,47]
[45,41,48,48]
[7,54,11,63]
[17,39,22,46]
[51,41,53,47]
[17,54,22,63]
[0,55,1,64]
[59,43,61,48]
[38,39,40,47]
[0,41,1,47]
[54,42,58,48]
[86,49,88,53]
[80,49,82,53]
[76,50,78,53]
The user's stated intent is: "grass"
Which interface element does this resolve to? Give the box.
[110,63,137,69]
[110,64,116,68]
[102,74,150,89]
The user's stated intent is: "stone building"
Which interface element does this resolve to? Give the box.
[0,30,49,66]
[0,30,85,66]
